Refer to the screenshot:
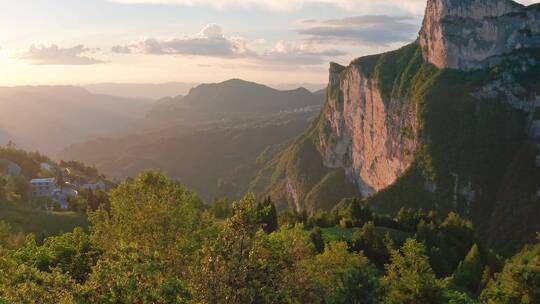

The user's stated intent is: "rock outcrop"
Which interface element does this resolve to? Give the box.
[319,63,417,197]
[420,0,540,70]
[255,0,540,252]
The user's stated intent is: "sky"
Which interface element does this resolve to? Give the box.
[0,0,537,86]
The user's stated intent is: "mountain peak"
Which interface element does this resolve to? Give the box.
[419,0,540,70]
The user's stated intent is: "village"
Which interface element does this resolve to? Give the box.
[0,156,109,211]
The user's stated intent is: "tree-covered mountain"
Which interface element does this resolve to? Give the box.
[60,113,316,201]
[146,79,324,125]
[60,80,324,200]
[252,0,540,253]
[0,86,151,155]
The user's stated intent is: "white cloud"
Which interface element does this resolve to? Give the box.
[112,24,255,57]
[20,44,106,65]
[297,15,420,46]
[114,24,346,65]
[260,40,346,65]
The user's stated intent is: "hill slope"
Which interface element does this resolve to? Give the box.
[253,0,540,253]
[60,80,324,200]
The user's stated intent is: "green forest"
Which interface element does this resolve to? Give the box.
[0,169,538,303]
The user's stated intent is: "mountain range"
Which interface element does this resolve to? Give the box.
[59,80,325,199]
[146,79,325,125]
[0,86,151,155]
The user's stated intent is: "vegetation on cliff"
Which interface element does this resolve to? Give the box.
[255,42,540,254]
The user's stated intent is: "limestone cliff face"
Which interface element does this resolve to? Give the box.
[319,63,417,197]
[317,0,540,200]
[252,0,540,252]
[420,0,540,70]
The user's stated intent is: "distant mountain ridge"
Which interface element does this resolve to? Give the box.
[84,82,198,100]
[0,86,151,155]
[146,79,324,125]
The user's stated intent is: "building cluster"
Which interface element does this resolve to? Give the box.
[1,160,107,210]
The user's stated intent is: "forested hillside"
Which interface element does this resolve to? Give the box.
[0,171,538,303]
[60,79,325,201]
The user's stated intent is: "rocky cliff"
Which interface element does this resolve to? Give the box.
[420,0,540,70]
[320,61,417,197]
[252,0,540,253]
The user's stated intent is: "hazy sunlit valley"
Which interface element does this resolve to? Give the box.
[1,0,539,303]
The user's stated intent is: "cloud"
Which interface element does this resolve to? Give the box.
[260,40,346,65]
[112,24,255,57]
[114,24,346,66]
[297,15,420,46]
[111,24,346,65]
[109,0,428,14]
[21,44,106,65]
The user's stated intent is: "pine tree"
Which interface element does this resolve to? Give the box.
[452,243,484,294]
[384,239,446,304]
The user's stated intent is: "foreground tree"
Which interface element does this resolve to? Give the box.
[81,243,190,304]
[89,171,211,302]
[0,249,78,304]
[191,194,305,303]
[307,242,384,304]
[452,244,485,295]
[480,241,540,304]
[384,239,446,304]
[90,171,208,262]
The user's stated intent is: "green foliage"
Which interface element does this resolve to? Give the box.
[417,212,477,277]
[81,243,190,304]
[480,242,540,304]
[0,170,537,302]
[351,222,392,267]
[453,244,485,294]
[0,222,25,250]
[208,197,232,219]
[338,197,373,228]
[384,239,446,304]
[90,171,206,258]
[0,255,78,304]
[321,226,354,243]
[0,204,88,238]
[0,144,47,178]
[13,228,99,283]
[192,194,316,303]
[308,242,384,304]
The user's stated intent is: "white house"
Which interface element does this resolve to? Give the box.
[31,178,57,197]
